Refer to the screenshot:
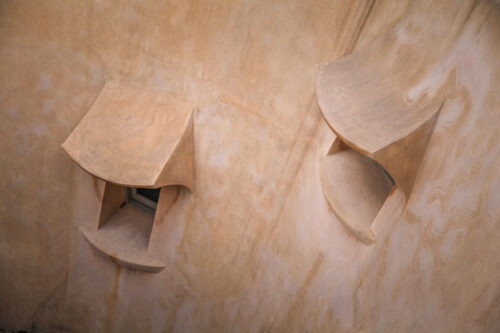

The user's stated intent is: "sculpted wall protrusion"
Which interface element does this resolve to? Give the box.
[62,80,195,272]
[316,0,482,244]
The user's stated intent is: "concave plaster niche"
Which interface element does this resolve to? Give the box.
[315,0,476,245]
[62,81,194,272]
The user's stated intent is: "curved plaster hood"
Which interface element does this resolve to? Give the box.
[317,0,486,244]
[62,80,194,191]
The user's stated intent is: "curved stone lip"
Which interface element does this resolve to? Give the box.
[81,227,166,273]
[316,55,443,157]
[319,146,394,245]
[62,80,194,189]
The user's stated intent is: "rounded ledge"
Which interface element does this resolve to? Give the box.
[81,227,166,273]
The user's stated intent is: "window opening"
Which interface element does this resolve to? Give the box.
[127,187,160,214]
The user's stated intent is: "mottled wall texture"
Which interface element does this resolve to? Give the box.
[1,0,499,332]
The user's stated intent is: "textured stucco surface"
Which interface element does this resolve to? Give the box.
[1,0,499,332]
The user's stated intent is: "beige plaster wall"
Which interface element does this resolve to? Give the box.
[0,0,499,332]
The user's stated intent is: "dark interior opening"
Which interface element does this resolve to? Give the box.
[136,188,161,203]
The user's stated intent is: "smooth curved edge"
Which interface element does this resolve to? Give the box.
[319,153,376,245]
[154,111,195,192]
[60,146,153,188]
[61,112,194,190]
[316,62,443,157]
[81,227,166,273]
